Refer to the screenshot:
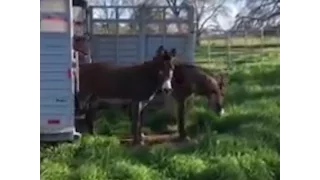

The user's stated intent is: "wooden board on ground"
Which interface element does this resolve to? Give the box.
[120,133,179,145]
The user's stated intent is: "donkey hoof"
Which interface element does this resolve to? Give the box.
[141,132,146,139]
[90,132,97,136]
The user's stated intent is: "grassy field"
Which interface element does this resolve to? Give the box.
[41,43,280,180]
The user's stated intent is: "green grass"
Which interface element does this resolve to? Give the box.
[41,44,280,180]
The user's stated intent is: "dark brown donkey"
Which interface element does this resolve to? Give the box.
[154,47,228,140]
[77,49,175,145]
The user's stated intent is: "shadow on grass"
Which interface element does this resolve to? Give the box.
[94,108,131,136]
[194,61,280,107]
[230,63,280,86]
[187,110,278,135]
[41,132,279,180]
[127,122,279,180]
[225,84,280,106]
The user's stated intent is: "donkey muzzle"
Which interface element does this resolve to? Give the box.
[162,79,173,94]
[218,108,225,117]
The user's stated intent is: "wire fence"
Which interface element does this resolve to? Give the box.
[195,29,280,69]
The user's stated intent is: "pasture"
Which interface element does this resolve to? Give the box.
[41,38,280,180]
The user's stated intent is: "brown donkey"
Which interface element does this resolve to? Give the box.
[77,48,175,145]
[154,47,228,140]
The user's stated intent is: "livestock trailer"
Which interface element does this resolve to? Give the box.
[40,0,85,142]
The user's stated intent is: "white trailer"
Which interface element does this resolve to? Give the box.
[40,0,80,142]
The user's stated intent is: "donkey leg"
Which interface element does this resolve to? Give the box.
[75,94,80,114]
[84,97,98,135]
[139,102,146,143]
[177,101,188,140]
[130,102,143,145]
[85,107,96,135]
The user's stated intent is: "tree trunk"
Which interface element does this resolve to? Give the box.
[196,31,201,47]
[195,20,201,47]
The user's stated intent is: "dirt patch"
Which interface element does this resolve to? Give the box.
[120,133,199,148]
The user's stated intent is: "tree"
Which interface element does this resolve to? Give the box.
[233,0,280,31]
[87,0,123,34]
[89,0,232,41]
[128,1,163,34]
[165,0,231,46]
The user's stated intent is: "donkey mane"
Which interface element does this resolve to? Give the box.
[175,62,218,77]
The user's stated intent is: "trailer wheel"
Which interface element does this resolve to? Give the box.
[65,131,82,143]
[73,131,82,141]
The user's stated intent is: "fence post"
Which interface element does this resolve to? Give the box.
[260,28,265,60]
[115,7,119,64]
[88,7,94,61]
[139,5,146,63]
[244,29,248,46]
[187,5,196,63]
[244,29,249,55]
[161,7,166,47]
[207,37,211,61]
[226,31,231,68]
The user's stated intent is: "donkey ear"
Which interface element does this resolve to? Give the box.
[170,48,177,57]
[156,45,165,54]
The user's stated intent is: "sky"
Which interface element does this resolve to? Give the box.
[217,2,244,30]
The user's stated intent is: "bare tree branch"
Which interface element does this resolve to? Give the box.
[198,1,229,32]
[233,0,280,30]
[165,0,231,45]
[166,0,186,16]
